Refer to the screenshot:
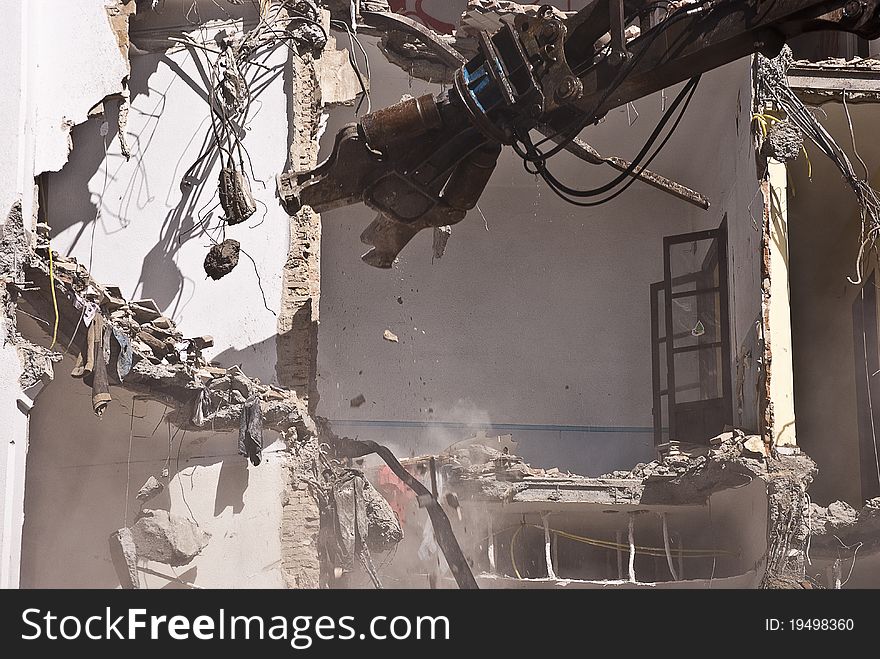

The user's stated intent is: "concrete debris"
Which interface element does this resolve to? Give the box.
[20,244,309,436]
[16,341,61,391]
[108,527,139,589]
[743,435,770,458]
[792,56,880,70]
[131,509,211,567]
[362,477,404,552]
[0,201,29,281]
[760,120,803,162]
[458,1,571,39]
[756,46,794,106]
[377,30,471,84]
[383,329,398,343]
[810,497,880,550]
[203,239,241,280]
[136,475,165,502]
[326,470,403,576]
[350,393,366,408]
[129,299,161,323]
[432,225,452,260]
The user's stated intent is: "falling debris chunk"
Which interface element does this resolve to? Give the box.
[130,509,210,567]
[432,225,452,259]
[108,528,139,589]
[350,393,366,408]
[383,329,399,343]
[204,239,241,280]
[135,475,165,502]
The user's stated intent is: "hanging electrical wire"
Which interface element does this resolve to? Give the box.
[757,47,880,284]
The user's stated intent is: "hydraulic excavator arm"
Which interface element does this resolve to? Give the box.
[277,0,880,267]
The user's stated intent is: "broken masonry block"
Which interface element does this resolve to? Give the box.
[188,335,214,350]
[108,527,139,589]
[204,239,241,280]
[129,298,162,323]
[101,285,127,311]
[150,316,173,330]
[136,475,165,502]
[218,168,256,225]
[136,330,168,358]
[130,509,210,567]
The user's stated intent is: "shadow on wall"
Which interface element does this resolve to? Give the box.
[18,353,250,588]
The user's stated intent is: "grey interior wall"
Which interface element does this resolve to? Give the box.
[316,44,755,473]
[724,71,764,433]
[788,102,880,506]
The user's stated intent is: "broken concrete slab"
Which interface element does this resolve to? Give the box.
[130,509,210,567]
[108,527,139,589]
[432,225,452,259]
[129,299,162,323]
[136,475,165,502]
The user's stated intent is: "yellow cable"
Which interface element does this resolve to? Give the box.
[47,239,59,349]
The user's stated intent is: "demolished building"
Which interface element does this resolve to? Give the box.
[1,0,880,590]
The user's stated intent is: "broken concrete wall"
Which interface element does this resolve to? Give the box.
[0,0,133,590]
[14,0,364,589]
[316,36,759,476]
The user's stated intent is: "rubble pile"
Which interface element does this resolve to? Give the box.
[810,497,880,550]
[21,242,310,437]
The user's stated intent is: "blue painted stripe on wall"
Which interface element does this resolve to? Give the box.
[328,419,656,433]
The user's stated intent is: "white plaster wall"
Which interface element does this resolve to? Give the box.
[317,42,757,475]
[20,356,286,589]
[0,0,25,221]
[0,332,28,589]
[47,36,292,384]
[0,0,28,590]
[31,0,130,174]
